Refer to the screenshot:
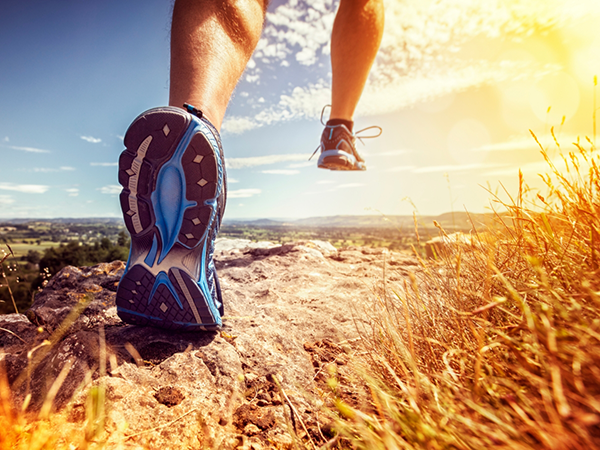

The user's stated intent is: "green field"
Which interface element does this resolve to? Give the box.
[3,241,61,260]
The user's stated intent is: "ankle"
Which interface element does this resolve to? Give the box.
[326,118,354,132]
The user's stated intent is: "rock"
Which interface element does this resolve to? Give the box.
[304,240,337,256]
[234,403,276,430]
[425,232,474,259]
[25,261,125,333]
[0,238,416,449]
[154,386,185,407]
[0,314,41,347]
[243,423,261,436]
[215,238,279,253]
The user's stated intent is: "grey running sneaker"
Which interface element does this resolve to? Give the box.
[313,107,382,171]
[317,123,367,171]
[115,104,226,331]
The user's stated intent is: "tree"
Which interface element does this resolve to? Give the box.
[25,250,41,265]
[117,231,130,247]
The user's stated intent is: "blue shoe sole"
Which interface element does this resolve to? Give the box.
[115,107,224,331]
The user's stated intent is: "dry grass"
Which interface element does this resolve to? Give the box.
[0,368,107,450]
[326,133,600,449]
[0,296,108,450]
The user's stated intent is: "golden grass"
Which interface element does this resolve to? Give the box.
[326,133,600,449]
[0,293,108,450]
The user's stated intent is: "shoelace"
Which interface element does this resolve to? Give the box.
[308,105,382,160]
[184,103,203,119]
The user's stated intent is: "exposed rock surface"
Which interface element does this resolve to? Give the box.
[0,239,417,449]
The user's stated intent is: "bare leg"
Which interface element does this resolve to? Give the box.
[329,0,384,122]
[169,0,268,130]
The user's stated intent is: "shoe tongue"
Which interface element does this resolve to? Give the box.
[326,118,353,132]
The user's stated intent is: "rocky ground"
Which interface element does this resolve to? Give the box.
[0,238,417,449]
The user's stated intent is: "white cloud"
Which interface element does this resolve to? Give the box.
[287,161,314,168]
[229,62,558,134]
[481,150,595,177]
[228,188,262,198]
[316,180,335,184]
[3,137,8,142]
[386,165,417,173]
[472,134,586,153]
[31,166,76,173]
[227,177,240,183]
[65,188,79,197]
[226,0,589,134]
[262,169,300,175]
[260,1,336,67]
[334,183,365,189]
[221,117,259,134]
[366,149,410,157]
[98,185,121,195]
[414,163,490,174]
[473,138,540,153]
[0,195,14,205]
[81,135,102,143]
[0,183,49,194]
[385,163,505,174]
[225,153,311,169]
[3,144,51,154]
[90,162,118,167]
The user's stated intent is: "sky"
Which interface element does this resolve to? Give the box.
[0,0,599,219]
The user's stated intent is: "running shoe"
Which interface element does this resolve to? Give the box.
[313,107,382,171]
[115,104,226,331]
[317,123,367,171]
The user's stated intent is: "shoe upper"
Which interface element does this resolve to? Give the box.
[317,123,366,171]
[320,124,365,163]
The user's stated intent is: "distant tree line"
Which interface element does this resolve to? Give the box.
[38,232,129,276]
[0,231,130,314]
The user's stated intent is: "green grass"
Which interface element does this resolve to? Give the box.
[6,242,60,260]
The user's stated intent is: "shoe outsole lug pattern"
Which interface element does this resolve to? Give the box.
[115,106,224,331]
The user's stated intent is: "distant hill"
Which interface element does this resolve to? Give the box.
[224,212,495,230]
[0,213,499,231]
[0,218,123,225]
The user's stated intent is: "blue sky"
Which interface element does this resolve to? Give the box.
[1,0,599,219]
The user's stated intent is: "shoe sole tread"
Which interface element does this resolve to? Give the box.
[116,107,223,331]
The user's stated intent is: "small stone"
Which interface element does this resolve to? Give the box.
[154,386,184,407]
[244,423,261,436]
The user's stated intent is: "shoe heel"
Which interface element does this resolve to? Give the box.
[118,108,190,237]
